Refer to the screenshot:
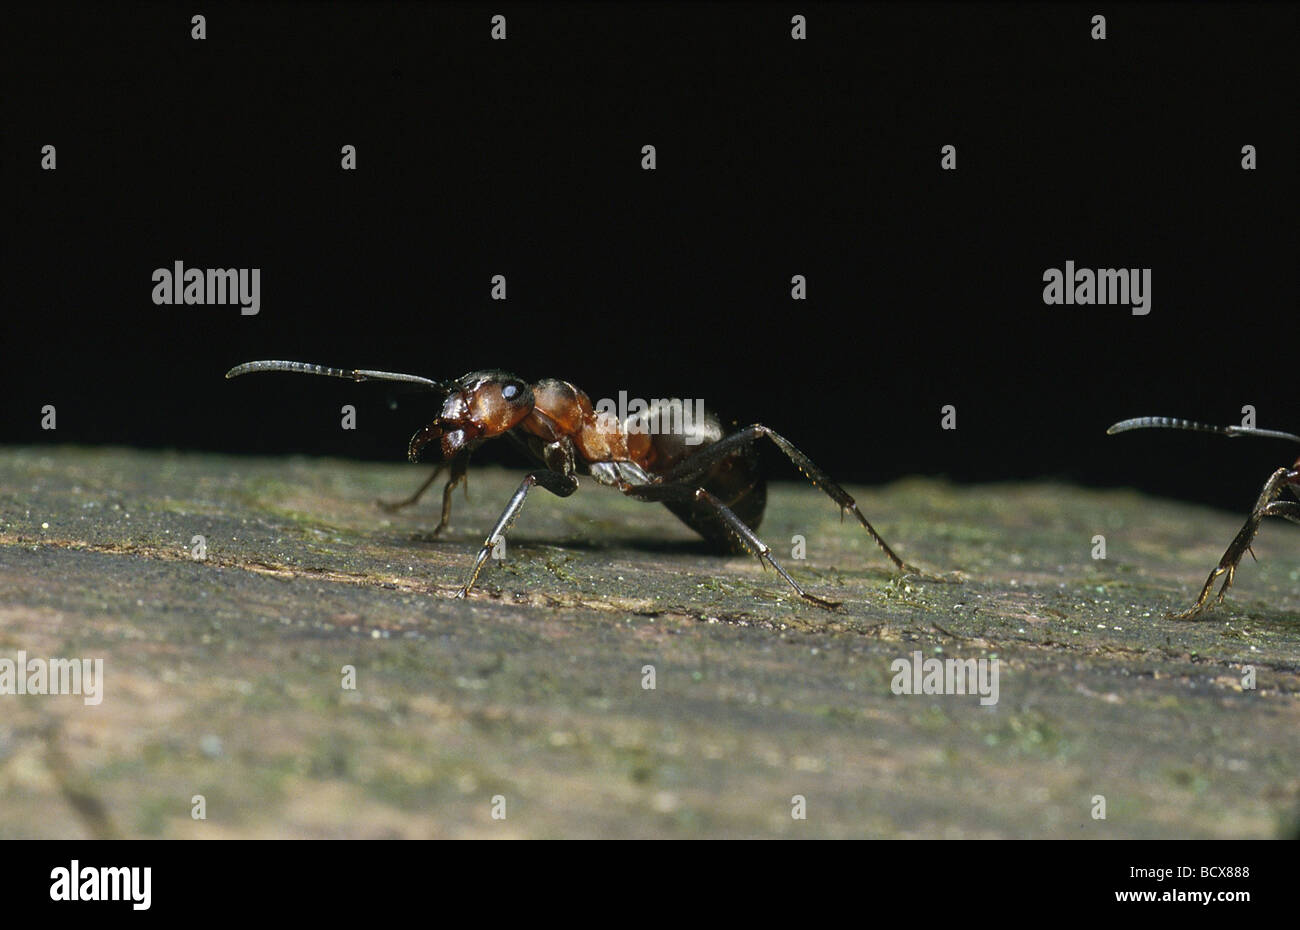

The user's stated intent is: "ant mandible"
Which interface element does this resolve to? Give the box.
[227,361,930,608]
[1108,416,1300,619]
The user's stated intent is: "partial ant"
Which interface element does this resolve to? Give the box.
[226,360,930,608]
[1107,416,1300,619]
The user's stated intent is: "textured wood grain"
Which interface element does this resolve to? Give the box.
[1,446,1297,838]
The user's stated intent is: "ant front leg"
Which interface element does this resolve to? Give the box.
[618,480,839,609]
[660,425,928,577]
[1176,466,1300,620]
[377,462,443,513]
[378,455,469,536]
[455,469,578,598]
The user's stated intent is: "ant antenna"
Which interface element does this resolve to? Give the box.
[226,360,450,392]
[1107,416,1300,444]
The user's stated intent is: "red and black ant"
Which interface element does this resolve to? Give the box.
[226,360,929,607]
[1108,416,1300,619]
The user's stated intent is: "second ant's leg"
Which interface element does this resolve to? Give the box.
[1175,467,1299,620]
[659,424,919,575]
[456,470,578,598]
[620,481,839,609]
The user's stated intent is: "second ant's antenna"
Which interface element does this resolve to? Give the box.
[1107,416,1300,444]
[225,360,450,392]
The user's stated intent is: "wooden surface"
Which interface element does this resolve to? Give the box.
[1,446,1298,837]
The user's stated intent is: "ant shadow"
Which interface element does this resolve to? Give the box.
[531,535,724,557]
[394,529,723,558]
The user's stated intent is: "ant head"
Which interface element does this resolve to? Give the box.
[408,370,534,461]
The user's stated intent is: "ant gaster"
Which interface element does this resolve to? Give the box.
[227,360,928,607]
[1108,416,1300,619]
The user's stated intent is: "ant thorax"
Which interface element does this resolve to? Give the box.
[522,379,653,466]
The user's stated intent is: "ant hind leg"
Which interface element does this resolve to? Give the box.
[619,480,839,609]
[658,424,936,578]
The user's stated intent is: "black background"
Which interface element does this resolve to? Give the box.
[6,2,1297,511]
[1,838,1274,917]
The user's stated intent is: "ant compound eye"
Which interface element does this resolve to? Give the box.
[502,382,522,402]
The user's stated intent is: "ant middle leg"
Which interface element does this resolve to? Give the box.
[1175,467,1300,620]
[456,469,578,598]
[659,424,921,575]
[619,481,839,609]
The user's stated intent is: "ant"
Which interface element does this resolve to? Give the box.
[226,360,930,608]
[1108,416,1300,619]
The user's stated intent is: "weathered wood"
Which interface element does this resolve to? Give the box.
[1,446,1297,838]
